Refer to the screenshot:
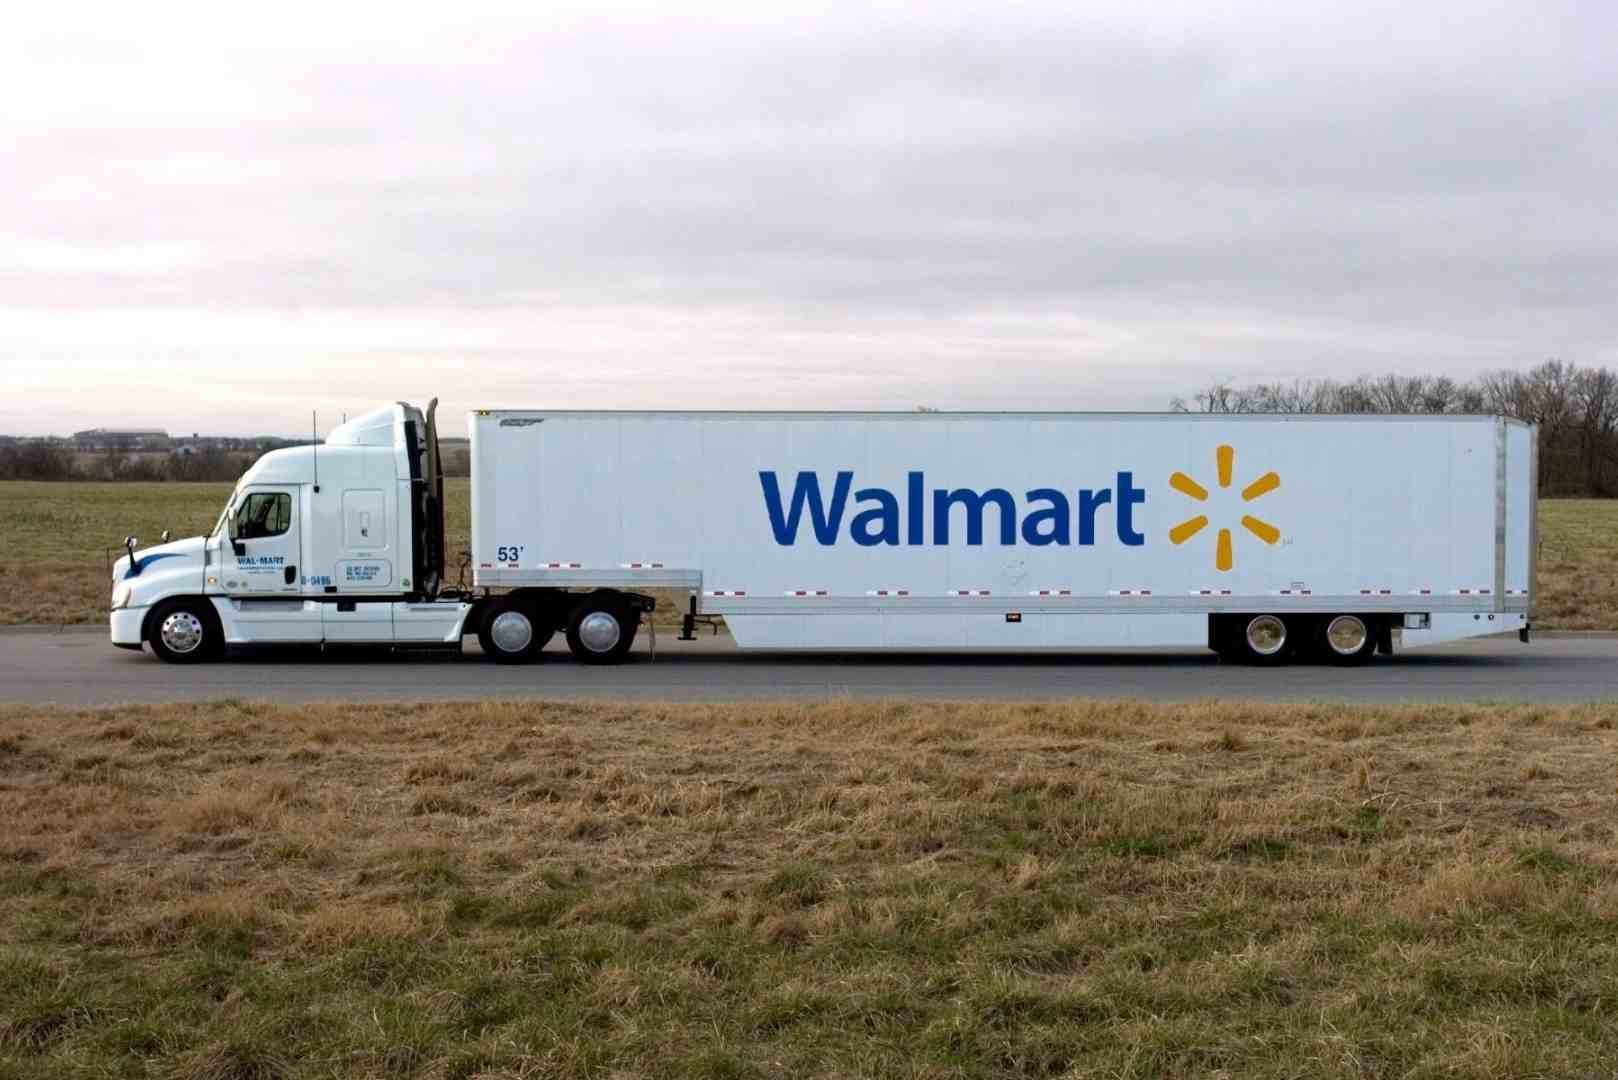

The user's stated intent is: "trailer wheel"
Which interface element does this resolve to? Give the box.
[146,598,222,664]
[1317,614,1377,665]
[478,598,549,664]
[565,596,638,665]
[1223,613,1292,665]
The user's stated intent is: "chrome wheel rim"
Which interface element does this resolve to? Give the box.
[1245,615,1287,656]
[160,611,204,655]
[1326,615,1369,655]
[489,610,534,654]
[578,611,621,653]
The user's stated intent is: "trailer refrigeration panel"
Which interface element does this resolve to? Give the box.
[469,412,1535,655]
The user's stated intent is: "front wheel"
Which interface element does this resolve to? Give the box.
[565,596,638,665]
[147,598,222,663]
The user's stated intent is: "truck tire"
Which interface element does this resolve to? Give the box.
[1317,614,1377,665]
[565,596,638,665]
[478,598,550,663]
[1219,613,1293,665]
[146,598,222,664]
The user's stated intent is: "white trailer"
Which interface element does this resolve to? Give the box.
[111,403,1536,665]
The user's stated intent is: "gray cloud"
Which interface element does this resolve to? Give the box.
[1,2,1614,434]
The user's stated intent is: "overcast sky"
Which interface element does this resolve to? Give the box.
[1,0,1611,436]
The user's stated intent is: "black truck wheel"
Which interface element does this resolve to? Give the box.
[1215,613,1294,665]
[1317,614,1377,665]
[478,597,551,663]
[146,598,222,663]
[565,595,638,665]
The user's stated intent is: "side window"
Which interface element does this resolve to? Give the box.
[238,492,291,539]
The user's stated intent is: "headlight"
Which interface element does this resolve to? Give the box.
[111,584,132,610]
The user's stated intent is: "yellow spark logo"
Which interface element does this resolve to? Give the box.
[1168,445,1280,572]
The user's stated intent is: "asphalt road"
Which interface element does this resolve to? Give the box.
[2,627,1616,705]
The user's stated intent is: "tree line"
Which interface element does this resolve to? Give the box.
[1173,361,1618,496]
[4,363,1612,493]
[0,444,256,482]
[0,441,473,483]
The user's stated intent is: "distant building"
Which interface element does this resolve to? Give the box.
[171,434,302,453]
[73,428,172,451]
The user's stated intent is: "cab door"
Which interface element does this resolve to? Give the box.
[319,486,397,642]
[222,486,321,642]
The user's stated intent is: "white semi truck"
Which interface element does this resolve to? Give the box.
[110,402,1537,666]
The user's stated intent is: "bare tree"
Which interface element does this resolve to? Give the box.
[1174,361,1618,495]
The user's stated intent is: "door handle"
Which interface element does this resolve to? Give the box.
[285,565,297,585]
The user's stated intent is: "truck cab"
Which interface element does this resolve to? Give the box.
[110,401,469,660]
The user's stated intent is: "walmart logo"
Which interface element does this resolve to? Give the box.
[1168,445,1280,572]
[759,470,1147,546]
[755,453,1281,568]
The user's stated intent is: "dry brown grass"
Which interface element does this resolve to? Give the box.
[2,698,1616,1077]
[1536,499,1618,630]
[0,479,701,630]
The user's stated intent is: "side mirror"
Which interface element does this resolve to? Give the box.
[160,529,171,544]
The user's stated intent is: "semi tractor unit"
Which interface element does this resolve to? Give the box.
[110,403,1537,666]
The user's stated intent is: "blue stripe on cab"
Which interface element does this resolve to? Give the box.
[125,552,185,579]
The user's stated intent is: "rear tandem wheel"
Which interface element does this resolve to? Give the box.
[565,595,639,665]
[477,597,553,663]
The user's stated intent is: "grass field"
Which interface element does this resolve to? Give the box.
[1535,500,1618,630]
[0,481,239,624]
[0,480,698,629]
[0,480,1610,629]
[2,698,1616,1078]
